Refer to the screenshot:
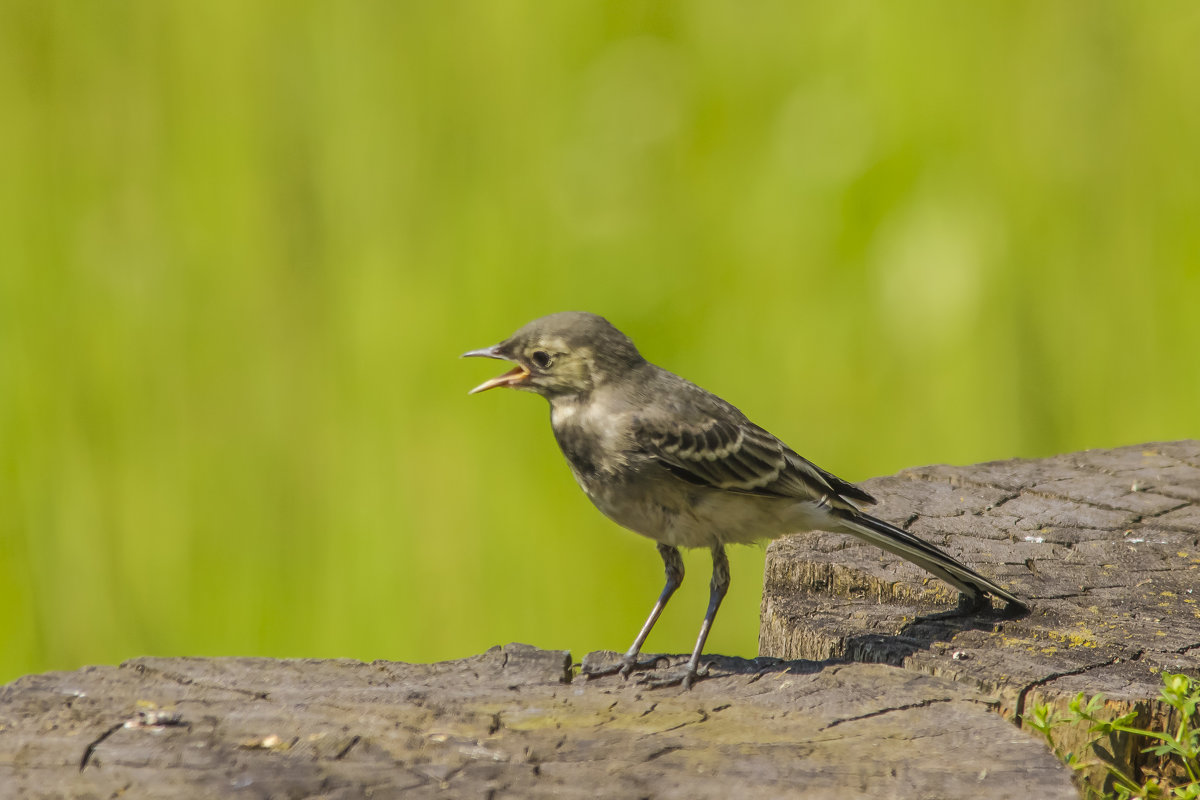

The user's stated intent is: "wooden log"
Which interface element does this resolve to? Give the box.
[0,645,1074,798]
[760,439,1200,788]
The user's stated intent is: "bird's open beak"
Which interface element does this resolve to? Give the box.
[461,345,531,394]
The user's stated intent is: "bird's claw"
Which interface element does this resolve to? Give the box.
[619,655,673,679]
[636,662,709,690]
[580,654,669,681]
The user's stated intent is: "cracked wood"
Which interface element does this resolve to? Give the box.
[760,439,1200,788]
[0,645,1075,799]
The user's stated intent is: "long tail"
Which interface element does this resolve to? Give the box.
[830,508,1028,613]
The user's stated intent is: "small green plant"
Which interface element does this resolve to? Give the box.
[1024,672,1200,799]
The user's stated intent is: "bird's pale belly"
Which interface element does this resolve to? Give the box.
[574,467,831,550]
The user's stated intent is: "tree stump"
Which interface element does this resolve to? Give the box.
[761,439,1200,786]
[0,645,1074,799]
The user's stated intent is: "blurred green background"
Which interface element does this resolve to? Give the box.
[2,2,1198,684]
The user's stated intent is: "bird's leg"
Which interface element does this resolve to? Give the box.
[582,543,683,680]
[642,545,730,690]
[619,543,685,675]
[683,545,729,688]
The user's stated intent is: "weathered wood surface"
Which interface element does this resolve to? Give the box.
[761,439,1200,782]
[0,644,1074,799]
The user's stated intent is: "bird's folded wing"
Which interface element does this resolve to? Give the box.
[633,416,864,503]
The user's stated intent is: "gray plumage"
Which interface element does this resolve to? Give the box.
[464,311,1026,688]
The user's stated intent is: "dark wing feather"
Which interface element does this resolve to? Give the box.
[635,417,785,493]
[793,454,877,506]
[633,410,872,507]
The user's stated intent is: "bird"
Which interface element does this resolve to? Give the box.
[463,311,1027,688]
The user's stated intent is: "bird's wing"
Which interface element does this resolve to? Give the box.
[633,410,875,507]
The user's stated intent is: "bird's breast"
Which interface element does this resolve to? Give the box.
[550,399,633,477]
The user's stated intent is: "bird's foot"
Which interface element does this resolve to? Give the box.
[636,661,709,690]
[578,652,714,689]
[578,652,669,681]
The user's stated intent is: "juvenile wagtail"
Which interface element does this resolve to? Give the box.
[464,312,1026,688]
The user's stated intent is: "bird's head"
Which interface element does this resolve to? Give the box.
[463,312,644,400]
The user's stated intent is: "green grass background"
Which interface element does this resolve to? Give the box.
[2,2,1198,684]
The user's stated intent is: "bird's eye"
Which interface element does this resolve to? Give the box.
[530,350,554,370]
